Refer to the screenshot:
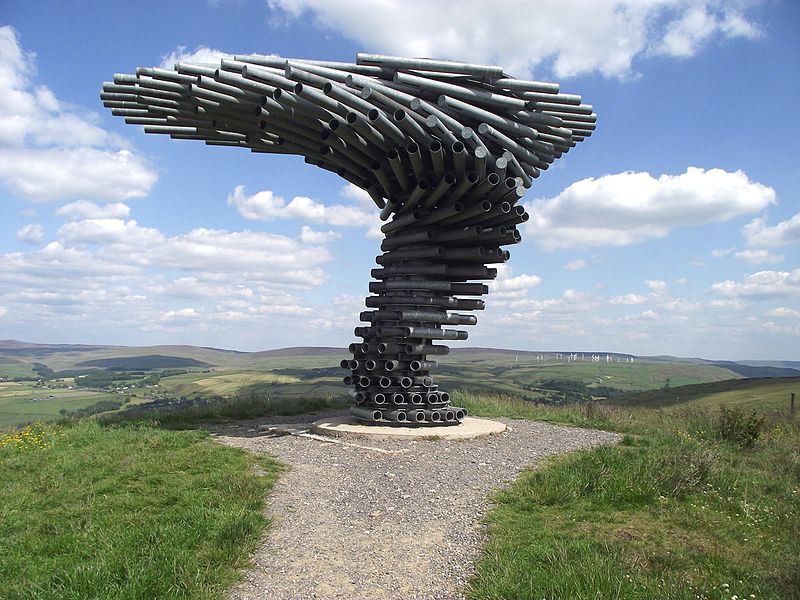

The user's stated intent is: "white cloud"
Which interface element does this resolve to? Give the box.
[711,246,735,258]
[0,213,342,347]
[610,293,648,305]
[0,148,155,202]
[160,45,234,69]
[58,218,162,246]
[742,213,800,248]
[299,225,342,244]
[162,308,201,321]
[489,264,543,296]
[525,168,775,250]
[267,0,763,79]
[563,259,587,270]
[492,273,543,291]
[734,248,784,265]
[0,26,157,202]
[16,224,44,245]
[228,185,377,228]
[340,183,376,209]
[654,4,760,58]
[710,269,800,299]
[55,200,131,220]
[645,280,668,294]
[766,307,800,319]
[2,222,332,292]
[0,306,6,317]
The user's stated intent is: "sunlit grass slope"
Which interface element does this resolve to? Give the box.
[464,393,800,600]
[0,421,282,599]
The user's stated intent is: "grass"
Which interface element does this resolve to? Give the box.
[465,395,800,600]
[452,388,636,431]
[0,420,282,600]
[103,392,350,427]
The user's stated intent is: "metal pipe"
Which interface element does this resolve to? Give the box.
[386,410,408,422]
[346,111,390,151]
[428,140,445,180]
[440,95,539,139]
[356,53,504,78]
[420,173,455,210]
[401,180,430,211]
[392,109,432,145]
[451,141,467,179]
[395,72,526,110]
[443,172,479,205]
[405,327,468,341]
[492,77,559,94]
[386,148,410,190]
[408,97,465,140]
[406,142,426,182]
[406,409,426,422]
[404,343,450,355]
[423,409,443,423]
[350,406,382,421]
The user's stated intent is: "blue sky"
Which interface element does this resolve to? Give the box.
[0,0,798,360]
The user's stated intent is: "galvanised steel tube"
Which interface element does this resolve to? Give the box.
[395,71,527,111]
[105,51,594,427]
[356,53,504,78]
[440,95,540,140]
[492,77,560,94]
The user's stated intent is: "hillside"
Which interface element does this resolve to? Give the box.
[611,376,800,411]
[1,340,797,428]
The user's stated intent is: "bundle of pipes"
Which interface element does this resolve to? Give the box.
[102,53,594,426]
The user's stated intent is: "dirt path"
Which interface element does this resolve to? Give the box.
[209,416,621,599]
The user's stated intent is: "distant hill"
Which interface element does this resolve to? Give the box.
[76,355,211,370]
[638,354,800,378]
[610,376,800,410]
[0,340,796,379]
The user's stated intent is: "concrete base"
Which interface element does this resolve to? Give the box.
[311,416,507,440]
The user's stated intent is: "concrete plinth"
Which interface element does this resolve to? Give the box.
[311,416,506,440]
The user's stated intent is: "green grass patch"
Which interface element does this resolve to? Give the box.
[468,406,800,600]
[452,389,635,431]
[0,420,282,599]
[104,393,350,427]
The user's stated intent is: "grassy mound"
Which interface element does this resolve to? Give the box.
[0,421,282,599]
[465,394,800,599]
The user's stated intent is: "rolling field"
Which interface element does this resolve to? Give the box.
[0,382,122,427]
[2,340,795,427]
[613,376,800,411]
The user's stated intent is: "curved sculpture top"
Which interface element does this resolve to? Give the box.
[102,53,595,426]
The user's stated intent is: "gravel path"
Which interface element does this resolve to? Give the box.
[208,414,621,600]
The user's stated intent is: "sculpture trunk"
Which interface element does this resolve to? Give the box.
[103,52,594,426]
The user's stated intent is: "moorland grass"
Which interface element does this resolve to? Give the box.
[465,393,800,600]
[452,388,636,431]
[102,393,350,428]
[0,420,282,599]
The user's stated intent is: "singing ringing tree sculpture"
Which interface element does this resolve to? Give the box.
[102,53,595,426]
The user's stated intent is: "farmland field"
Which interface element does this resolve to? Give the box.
[1,340,796,428]
[0,381,122,427]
